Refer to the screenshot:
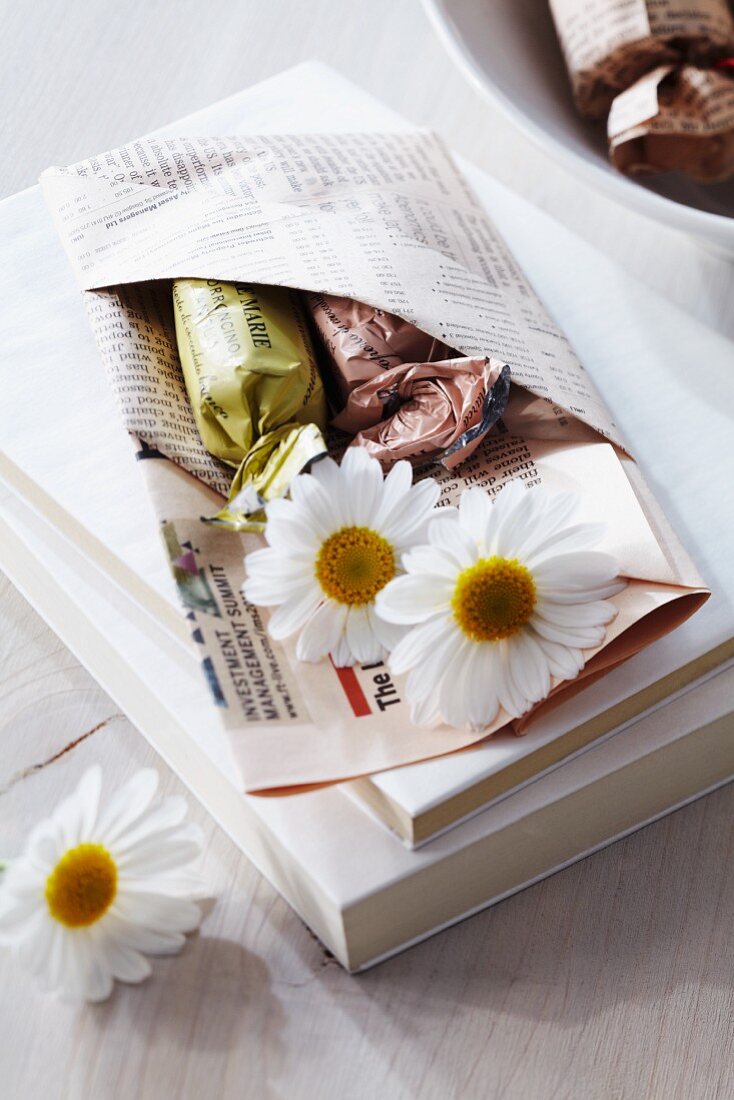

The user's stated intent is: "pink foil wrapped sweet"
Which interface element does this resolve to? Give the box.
[306,291,511,468]
[334,356,510,469]
[306,292,454,403]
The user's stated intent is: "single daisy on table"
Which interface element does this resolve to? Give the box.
[243,447,440,666]
[0,766,204,1003]
[375,479,626,730]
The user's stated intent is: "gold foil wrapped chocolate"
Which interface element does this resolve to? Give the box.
[173,279,327,530]
[335,357,511,469]
[549,0,734,182]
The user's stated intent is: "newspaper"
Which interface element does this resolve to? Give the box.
[40,131,707,792]
[549,0,734,181]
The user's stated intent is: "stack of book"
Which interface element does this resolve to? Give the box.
[2,63,732,971]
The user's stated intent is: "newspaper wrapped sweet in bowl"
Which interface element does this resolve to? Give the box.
[425,0,734,253]
[548,0,734,182]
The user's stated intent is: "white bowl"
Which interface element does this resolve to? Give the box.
[424,0,734,256]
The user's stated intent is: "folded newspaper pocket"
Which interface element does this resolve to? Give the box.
[40,129,708,792]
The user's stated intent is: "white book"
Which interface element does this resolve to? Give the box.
[1,62,732,967]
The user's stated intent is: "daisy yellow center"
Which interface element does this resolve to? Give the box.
[315,526,396,606]
[45,843,117,928]
[452,556,536,642]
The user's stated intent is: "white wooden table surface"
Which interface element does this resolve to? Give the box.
[1,3,732,1098]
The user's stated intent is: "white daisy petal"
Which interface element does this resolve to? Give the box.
[381,478,440,546]
[405,627,465,704]
[376,574,453,624]
[244,547,312,589]
[41,923,74,996]
[464,645,501,729]
[428,516,478,568]
[102,912,187,956]
[491,485,540,559]
[117,830,203,876]
[23,821,62,874]
[113,892,202,935]
[245,574,315,608]
[349,451,387,527]
[267,587,323,640]
[483,479,526,548]
[509,633,552,709]
[103,937,153,983]
[388,614,457,675]
[51,765,102,851]
[409,692,442,727]
[535,581,626,605]
[53,933,80,1000]
[49,932,83,1001]
[79,932,114,1003]
[439,642,477,728]
[517,491,579,554]
[331,631,354,667]
[109,796,188,853]
[338,447,381,526]
[530,615,608,649]
[532,550,620,590]
[0,895,45,939]
[308,454,340,490]
[533,635,584,680]
[459,488,493,543]
[341,443,375,476]
[0,857,46,898]
[373,460,412,529]
[522,522,607,566]
[95,769,159,846]
[370,608,406,652]
[346,606,384,665]
[401,545,460,580]
[264,515,321,558]
[296,600,348,663]
[494,640,531,718]
[16,918,56,975]
[534,598,617,629]
[290,470,341,537]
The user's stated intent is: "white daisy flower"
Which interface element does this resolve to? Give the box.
[243,447,440,667]
[0,766,204,1003]
[376,480,626,729]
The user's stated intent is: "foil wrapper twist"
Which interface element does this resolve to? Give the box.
[307,292,511,468]
[548,0,734,182]
[173,279,327,530]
